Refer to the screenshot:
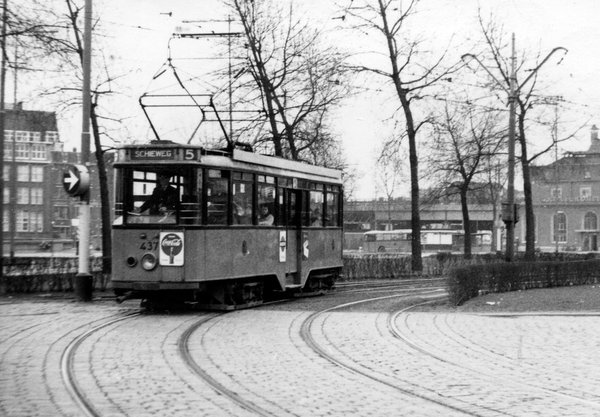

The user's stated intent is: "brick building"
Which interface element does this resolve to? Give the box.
[531,125,600,252]
[2,103,112,254]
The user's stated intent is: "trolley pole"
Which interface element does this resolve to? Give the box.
[462,34,566,262]
[74,0,93,301]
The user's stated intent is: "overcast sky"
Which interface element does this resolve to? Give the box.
[15,0,600,199]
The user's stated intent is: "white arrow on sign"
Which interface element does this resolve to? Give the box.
[64,169,80,191]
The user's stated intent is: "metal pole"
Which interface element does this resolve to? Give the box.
[75,0,93,301]
[0,0,6,275]
[505,33,516,262]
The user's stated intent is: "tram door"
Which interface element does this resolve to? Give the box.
[284,189,304,286]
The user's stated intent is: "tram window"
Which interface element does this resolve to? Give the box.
[206,170,229,225]
[325,190,340,227]
[309,190,324,227]
[276,187,285,226]
[125,169,192,225]
[257,176,275,226]
[233,172,253,225]
[180,170,202,225]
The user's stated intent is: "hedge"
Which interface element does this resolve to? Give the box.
[446,259,600,306]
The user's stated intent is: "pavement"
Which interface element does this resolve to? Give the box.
[1,293,600,416]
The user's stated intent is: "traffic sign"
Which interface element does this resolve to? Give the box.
[63,164,90,197]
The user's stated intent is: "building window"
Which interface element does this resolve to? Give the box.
[584,212,598,230]
[15,131,28,142]
[3,165,9,181]
[4,130,13,143]
[31,166,44,182]
[17,210,29,232]
[580,186,592,200]
[45,131,59,142]
[585,171,592,179]
[31,144,47,160]
[17,165,29,181]
[553,212,567,243]
[3,211,8,232]
[3,187,8,203]
[31,211,43,232]
[4,142,12,159]
[551,187,562,199]
[17,187,29,204]
[15,144,30,159]
[31,188,43,205]
[31,132,41,142]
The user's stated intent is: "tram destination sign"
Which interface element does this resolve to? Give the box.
[131,148,176,160]
[130,147,200,161]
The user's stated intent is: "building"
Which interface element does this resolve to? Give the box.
[344,198,502,250]
[531,125,600,252]
[2,103,112,255]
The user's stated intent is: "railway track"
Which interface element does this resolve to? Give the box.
[390,308,600,410]
[60,313,142,417]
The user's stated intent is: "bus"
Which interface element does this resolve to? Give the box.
[111,140,343,309]
[363,229,492,253]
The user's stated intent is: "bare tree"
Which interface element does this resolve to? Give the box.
[428,100,505,258]
[226,0,351,161]
[12,0,129,273]
[375,137,405,230]
[475,15,575,260]
[341,0,458,272]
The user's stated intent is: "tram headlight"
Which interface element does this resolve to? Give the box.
[126,256,137,267]
[141,253,158,271]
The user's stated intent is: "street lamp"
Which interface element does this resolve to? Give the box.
[462,34,566,261]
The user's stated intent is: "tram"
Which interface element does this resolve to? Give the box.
[111,140,343,309]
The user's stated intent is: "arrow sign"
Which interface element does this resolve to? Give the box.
[63,164,90,197]
[64,168,80,191]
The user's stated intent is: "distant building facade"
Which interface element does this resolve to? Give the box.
[2,103,113,254]
[531,125,600,252]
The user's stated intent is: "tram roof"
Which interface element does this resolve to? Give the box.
[114,142,343,183]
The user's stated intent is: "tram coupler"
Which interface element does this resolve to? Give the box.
[116,291,138,304]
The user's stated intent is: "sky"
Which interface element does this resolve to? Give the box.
[13,0,600,200]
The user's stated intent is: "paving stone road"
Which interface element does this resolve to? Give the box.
[1,294,599,416]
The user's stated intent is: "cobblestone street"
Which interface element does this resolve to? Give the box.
[1,294,600,416]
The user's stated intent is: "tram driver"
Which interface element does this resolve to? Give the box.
[134,173,179,215]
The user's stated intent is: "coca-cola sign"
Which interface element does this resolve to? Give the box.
[160,232,184,266]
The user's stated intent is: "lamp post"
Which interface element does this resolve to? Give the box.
[462,34,566,261]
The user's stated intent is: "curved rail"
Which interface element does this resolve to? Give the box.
[178,313,278,417]
[60,313,142,417]
[297,289,481,416]
[389,304,600,410]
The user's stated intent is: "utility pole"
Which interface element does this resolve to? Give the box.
[462,34,567,262]
[0,0,6,277]
[74,0,93,301]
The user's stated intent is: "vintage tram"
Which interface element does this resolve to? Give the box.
[112,140,343,309]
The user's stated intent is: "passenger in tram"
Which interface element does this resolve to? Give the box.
[134,173,179,215]
[257,205,274,225]
[311,209,323,227]
[234,202,252,224]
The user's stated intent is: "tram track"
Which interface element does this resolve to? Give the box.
[390,307,600,409]
[60,312,142,417]
[297,289,484,417]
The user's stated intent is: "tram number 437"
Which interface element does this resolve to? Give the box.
[140,241,159,250]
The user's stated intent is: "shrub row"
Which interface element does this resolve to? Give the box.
[341,252,505,281]
[447,259,600,306]
[1,257,108,295]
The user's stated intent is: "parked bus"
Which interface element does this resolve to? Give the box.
[363,229,492,253]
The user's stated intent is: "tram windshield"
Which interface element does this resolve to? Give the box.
[115,167,199,225]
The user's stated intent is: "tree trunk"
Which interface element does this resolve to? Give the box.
[460,187,472,259]
[518,109,536,260]
[90,102,112,273]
